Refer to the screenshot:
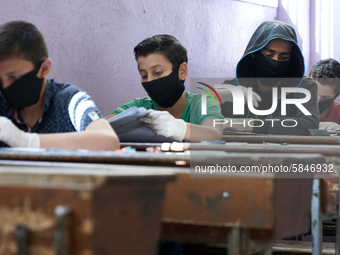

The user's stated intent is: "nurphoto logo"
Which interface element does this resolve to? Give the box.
[196,82,222,115]
[196,79,312,128]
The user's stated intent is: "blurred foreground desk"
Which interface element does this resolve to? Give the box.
[161,152,325,255]
[172,143,340,255]
[0,160,176,255]
[0,149,326,254]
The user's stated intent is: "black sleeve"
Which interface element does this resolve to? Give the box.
[252,78,319,135]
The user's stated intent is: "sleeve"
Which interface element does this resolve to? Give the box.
[220,78,248,118]
[190,94,224,125]
[252,79,320,135]
[198,97,225,124]
[68,91,104,132]
[112,99,141,115]
[323,103,340,125]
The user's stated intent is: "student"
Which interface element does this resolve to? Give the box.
[309,58,340,131]
[106,34,223,142]
[217,20,319,135]
[0,21,119,150]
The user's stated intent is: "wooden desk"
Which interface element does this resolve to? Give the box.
[0,160,176,255]
[0,148,190,166]
[161,153,324,255]
[174,143,340,214]
[164,142,340,255]
[0,148,326,254]
[222,135,340,145]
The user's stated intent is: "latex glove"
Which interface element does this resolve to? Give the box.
[139,110,187,141]
[0,117,40,147]
[223,118,254,132]
[319,121,340,132]
[214,84,262,107]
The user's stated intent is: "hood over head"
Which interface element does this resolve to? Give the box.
[236,21,304,86]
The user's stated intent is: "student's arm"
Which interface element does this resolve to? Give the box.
[222,79,320,135]
[183,118,222,142]
[0,117,119,150]
[251,79,320,135]
[39,118,119,150]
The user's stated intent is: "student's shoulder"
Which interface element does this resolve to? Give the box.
[184,91,202,105]
[333,102,340,110]
[301,77,317,89]
[114,97,156,114]
[222,77,238,85]
[49,79,84,96]
[185,91,217,105]
[125,97,156,108]
[46,79,96,113]
[48,79,93,105]
[135,96,155,105]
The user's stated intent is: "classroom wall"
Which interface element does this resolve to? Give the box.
[333,0,340,62]
[0,0,276,115]
[276,0,310,74]
[334,0,340,103]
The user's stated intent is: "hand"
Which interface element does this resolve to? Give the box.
[139,110,187,141]
[0,117,40,147]
[223,118,254,132]
[319,121,340,132]
[215,84,262,107]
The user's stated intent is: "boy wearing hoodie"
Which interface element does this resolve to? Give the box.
[217,21,319,135]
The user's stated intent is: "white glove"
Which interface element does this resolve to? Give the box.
[319,121,340,132]
[214,84,262,107]
[139,110,187,141]
[223,118,254,132]
[0,117,40,147]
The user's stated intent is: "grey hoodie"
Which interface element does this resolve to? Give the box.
[222,21,319,135]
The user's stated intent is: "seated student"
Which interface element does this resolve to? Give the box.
[309,58,340,131]
[0,21,119,150]
[216,20,319,135]
[106,34,223,142]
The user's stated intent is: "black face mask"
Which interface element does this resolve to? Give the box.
[1,63,44,110]
[252,50,291,87]
[142,68,185,108]
[318,97,336,114]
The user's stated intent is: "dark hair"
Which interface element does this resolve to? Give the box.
[309,58,340,94]
[133,34,188,69]
[0,21,48,68]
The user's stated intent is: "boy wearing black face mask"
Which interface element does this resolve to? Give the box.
[0,21,119,150]
[217,20,319,135]
[309,58,340,132]
[106,34,224,142]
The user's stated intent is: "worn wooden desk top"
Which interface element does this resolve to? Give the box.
[222,134,340,145]
[0,159,178,185]
[190,142,340,154]
[0,148,190,166]
[0,160,176,255]
[0,147,326,168]
[0,152,326,254]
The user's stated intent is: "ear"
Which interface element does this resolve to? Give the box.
[37,58,52,78]
[178,62,188,81]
